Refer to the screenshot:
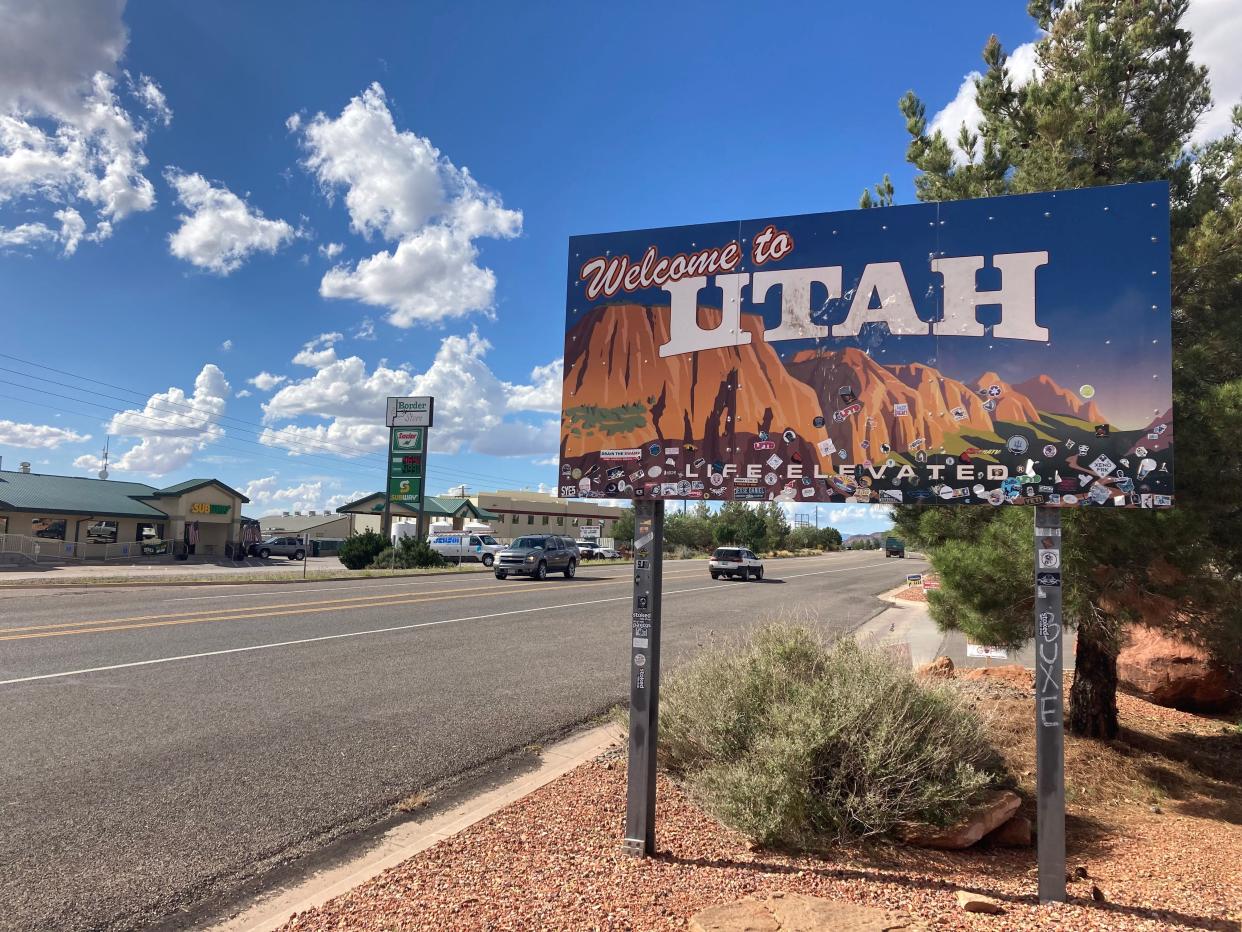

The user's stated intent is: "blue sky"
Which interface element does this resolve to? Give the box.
[1,1,1235,535]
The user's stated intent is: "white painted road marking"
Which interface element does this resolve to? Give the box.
[0,563,912,687]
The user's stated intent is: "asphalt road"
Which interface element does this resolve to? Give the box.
[0,551,925,931]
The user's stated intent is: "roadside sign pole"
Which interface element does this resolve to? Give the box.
[303,532,309,579]
[1034,505,1066,903]
[623,497,663,857]
[383,427,394,546]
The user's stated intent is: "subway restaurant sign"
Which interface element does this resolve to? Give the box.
[190,503,231,515]
[559,182,1173,508]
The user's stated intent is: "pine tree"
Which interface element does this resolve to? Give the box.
[891,0,1241,737]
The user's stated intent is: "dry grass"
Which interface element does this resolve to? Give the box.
[396,790,433,814]
[955,673,1242,823]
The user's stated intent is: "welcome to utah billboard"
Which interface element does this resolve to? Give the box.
[558,182,1173,508]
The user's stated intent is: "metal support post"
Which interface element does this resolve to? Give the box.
[622,497,664,857]
[1034,506,1066,903]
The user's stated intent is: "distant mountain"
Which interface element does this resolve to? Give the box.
[1013,374,1106,424]
[1128,408,1173,456]
[972,371,1040,423]
[786,349,992,462]
[842,530,892,545]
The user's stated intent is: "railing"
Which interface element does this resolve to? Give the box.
[0,532,81,562]
[0,532,175,563]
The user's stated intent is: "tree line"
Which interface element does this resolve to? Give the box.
[611,502,843,555]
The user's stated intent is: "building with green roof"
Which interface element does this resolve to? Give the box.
[0,468,250,560]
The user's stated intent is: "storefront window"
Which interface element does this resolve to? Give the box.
[85,520,118,543]
[31,517,66,540]
[137,522,165,542]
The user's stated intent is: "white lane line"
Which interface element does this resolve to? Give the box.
[0,564,904,687]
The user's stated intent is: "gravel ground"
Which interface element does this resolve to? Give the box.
[278,693,1242,931]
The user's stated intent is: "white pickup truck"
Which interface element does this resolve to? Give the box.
[428,532,504,566]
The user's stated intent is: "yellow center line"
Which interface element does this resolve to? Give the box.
[0,568,711,639]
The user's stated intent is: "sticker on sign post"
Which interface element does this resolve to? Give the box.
[1038,549,1061,569]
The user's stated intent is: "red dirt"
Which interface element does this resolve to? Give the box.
[278,687,1242,931]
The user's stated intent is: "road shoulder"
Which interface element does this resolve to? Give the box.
[200,724,620,932]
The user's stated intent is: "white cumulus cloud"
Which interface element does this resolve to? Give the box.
[293,82,521,327]
[0,419,90,449]
[260,330,560,459]
[248,371,288,391]
[291,332,343,368]
[242,475,330,514]
[318,241,343,259]
[165,169,297,274]
[0,0,167,253]
[72,363,230,476]
[928,40,1041,164]
[1185,0,1242,143]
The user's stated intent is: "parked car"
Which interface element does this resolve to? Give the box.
[494,535,577,580]
[574,539,603,559]
[253,536,306,560]
[597,546,621,559]
[709,546,764,581]
[429,532,504,566]
[884,536,906,558]
[85,522,118,543]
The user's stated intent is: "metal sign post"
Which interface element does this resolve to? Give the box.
[623,498,664,857]
[1034,506,1066,903]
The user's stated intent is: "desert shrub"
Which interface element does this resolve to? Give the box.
[658,624,1005,848]
[368,536,446,570]
[338,530,387,570]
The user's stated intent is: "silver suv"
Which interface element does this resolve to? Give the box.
[254,536,306,560]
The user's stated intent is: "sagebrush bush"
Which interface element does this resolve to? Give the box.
[368,536,447,570]
[658,624,1006,848]
[338,530,388,570]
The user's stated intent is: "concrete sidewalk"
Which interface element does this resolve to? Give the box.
[855,592,1077,671]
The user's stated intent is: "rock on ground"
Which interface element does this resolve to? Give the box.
[690,892,911,931]
[900,789,1022,849]
[954,890,1005,914]
[988,813,1033,847]
[1117,625,1233,711]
